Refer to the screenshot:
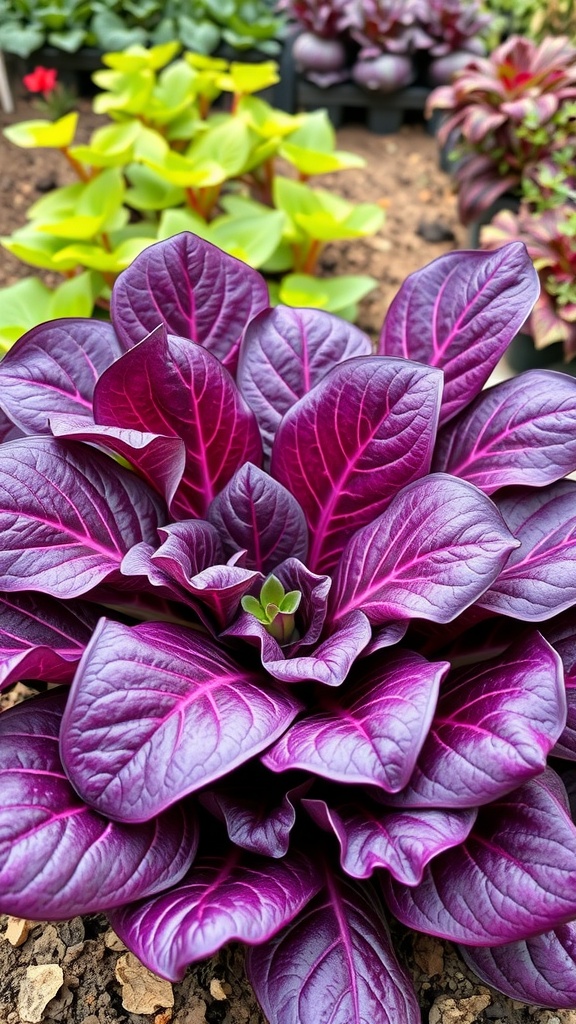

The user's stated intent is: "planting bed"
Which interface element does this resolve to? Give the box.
[0,92,468,342]
[0,92,570,1024]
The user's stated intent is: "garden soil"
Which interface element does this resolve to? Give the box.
[0,93,566,1024]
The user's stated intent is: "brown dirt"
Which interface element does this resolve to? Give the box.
[0,90,559,1024]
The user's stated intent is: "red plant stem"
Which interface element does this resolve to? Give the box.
[302,239,323,275]
[199,95,210,120]
[198,183,221,219]
[185,187,207,218]
[61,147,90,181]
[262,157,275,207]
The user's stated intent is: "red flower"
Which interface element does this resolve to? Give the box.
[23,66,58,95]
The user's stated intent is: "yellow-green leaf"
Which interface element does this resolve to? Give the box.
[3,112,78,149]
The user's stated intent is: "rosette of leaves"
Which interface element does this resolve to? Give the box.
[0,44,383,348]
[342,0,426,92]
[343,0,426,54]
[5,230,576,1020]
[427,33,576,223]
[0,0,284,59]
[416,0,489,56]
[482,203,576,357]
[276,0,351,85]
[414,0,490,85]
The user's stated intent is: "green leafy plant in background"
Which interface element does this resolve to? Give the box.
[480,0,576,47]
[0,0,285,60]
[0,43,385,349]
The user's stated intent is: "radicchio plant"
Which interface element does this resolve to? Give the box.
[277,0,351,85]
[5,231,576,1021]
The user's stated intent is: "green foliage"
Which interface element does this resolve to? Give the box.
[480,0,576,45]
[0,0,285,59]
[0,46,385,343]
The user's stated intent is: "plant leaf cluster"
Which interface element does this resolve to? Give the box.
[4,230,576,1020]
[279,0,490,90]
[427,33,576,223]
[0,44,384,350]
[0,0,285,59]
[482,199,576,356]
[481,0,576,48]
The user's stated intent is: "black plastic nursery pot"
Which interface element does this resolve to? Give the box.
[278,33,432,132]
[290,77,430,131]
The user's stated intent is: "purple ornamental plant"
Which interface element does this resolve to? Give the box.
[5,232,576,1020]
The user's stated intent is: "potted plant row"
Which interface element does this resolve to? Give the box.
[0,0,286,94]
[276,0,491,132]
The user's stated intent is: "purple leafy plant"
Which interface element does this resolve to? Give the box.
[4,230,576,1021]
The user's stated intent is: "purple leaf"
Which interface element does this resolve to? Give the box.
[433,371,576,493]
[0,319,123,434]
[108,849,323,982]
[330,474,518,626]
[383,773,576,945]
[237,306,372,456]
[60,618,302,822]
[110,233,269,370]
[0,592,99,691]
[0,404,23,443]
[543,613,576,760]
[200,775,311,858]
[0,691,197,919]
[207,464,309,572]
[477,482,576,620]
[155,519,224,571]
[246,869,421,1024]
[0,436,166,599]
[379,244,539,425]
[304,797,476,884]
[93,325,262,519]
[50,413,186,508]
[226,608,371,686]
[262,650,447,788]
[362,621,409,656]
[151,520,261,629]
[120,542,194,606]
[270,357,443,573]
[460,923,576,1008]
[386,632,565,808]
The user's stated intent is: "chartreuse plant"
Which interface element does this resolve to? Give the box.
[0,44,382,346]
[6,231,576,1020]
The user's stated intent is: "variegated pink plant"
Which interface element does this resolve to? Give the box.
[427,34,576,223]
[482,204,576,357]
